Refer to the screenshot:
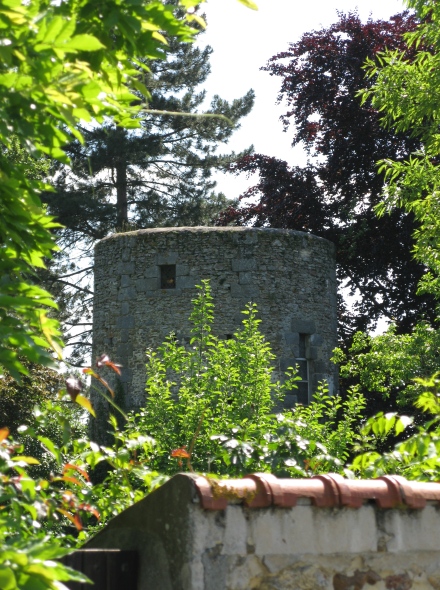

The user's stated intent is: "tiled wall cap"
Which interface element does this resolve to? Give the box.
[189,473,440,511]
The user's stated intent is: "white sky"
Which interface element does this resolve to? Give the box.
[199,0,406,199]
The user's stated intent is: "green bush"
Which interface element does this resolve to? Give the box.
[122,280,365,477]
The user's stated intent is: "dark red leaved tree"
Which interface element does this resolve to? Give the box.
[219,11,435,342]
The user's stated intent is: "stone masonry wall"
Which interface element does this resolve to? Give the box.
[86,473,440,590]
[92,227,337,417]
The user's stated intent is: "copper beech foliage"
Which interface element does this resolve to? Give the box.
[219,11,436,340]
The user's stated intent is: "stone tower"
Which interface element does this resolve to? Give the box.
[92,227,337,415]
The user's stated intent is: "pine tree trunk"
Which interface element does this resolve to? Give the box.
[115,128,128,230]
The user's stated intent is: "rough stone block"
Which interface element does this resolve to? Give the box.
[285,332,299,348]
[117,342,133,358]
[178,276,198,289]
[117,287,135,301]
[116,315,135,329]
[136,278,158,292]
[176,264,189,276]
[121,248,132,262]
[238,271,252,285]
[117,261,134,275]
[310,333,323,346]
[143,266,159,278]
[119,368,133,383]
[291,318,316,334]
[313,361,327,373]
[120,330,130,343]
[157,288,182,296]
[157,252,178,265]
[230,284,260,299]
[231,258,257,272]
[120,301,130,316]
[120,275,131,287]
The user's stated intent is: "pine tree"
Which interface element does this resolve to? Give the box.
[42,32,254,365]
[46,37,254,244]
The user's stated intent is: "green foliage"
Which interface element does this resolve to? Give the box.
[349,374,440,480]
[334,323,440,408]
[359,0,440,298]
[0,0,208,380]
[121,280,365,477]
[125,280,289,474]
[0,364,62,434]
[0,429,92,588]
[0,540,88,590]
[5,396,162,541]
[213,384,366,477]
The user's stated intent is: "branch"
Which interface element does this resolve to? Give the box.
[58,266,94,279]
[140,108,234,127]
[54,279,94,295]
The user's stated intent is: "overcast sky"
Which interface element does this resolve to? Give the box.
[198,0,407,199]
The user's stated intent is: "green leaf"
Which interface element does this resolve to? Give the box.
[395,415,413,435]
[0,566,16,590]
[236,0,258,9]
[75,394,96,417]
[37,436,62,464]
[62,35,105,52]
[11,456,40,464]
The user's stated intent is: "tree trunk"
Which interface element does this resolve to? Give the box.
[115,127,128,230]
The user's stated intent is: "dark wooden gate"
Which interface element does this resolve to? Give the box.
[62,549,138,590]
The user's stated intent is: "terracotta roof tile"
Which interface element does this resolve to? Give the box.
[188,473,440,510]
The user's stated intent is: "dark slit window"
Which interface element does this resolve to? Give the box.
[160,265,176,289]
[296,334,309,405]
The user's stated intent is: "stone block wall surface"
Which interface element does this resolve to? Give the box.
[92,227,337,417]
[86,474,440,590]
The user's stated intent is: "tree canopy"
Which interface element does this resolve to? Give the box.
[361,0,440,301]
[0,0,254,380]
[47,38,254,244]
[39,22,254,365]
[219,11,435,340]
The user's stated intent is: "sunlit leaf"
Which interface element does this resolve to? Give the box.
[171,447,190,458]
[11,456,40,464]
[63,34,105,52]
[0,566,16,590]
[0,427,9,442]
[75,394,96,417]
[237,0,258,9]
[63,463,89,481]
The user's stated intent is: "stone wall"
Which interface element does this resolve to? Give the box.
[86,473,440,590]
[92,227,337,418]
